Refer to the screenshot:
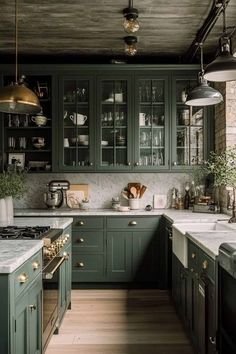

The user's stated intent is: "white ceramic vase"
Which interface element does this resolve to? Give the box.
[5,196,14,224]
[0,198,8,225]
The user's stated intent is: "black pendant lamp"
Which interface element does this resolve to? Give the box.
[204,0,236,82]
[185,44,223,106]
[0,0,41,114]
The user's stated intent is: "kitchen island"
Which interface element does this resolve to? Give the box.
[0,216,73,354]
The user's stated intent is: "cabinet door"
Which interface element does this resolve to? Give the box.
[172,75,208,170]
[58,76,95,171]
[132,230,158,283]
[15,292,29,354]
[134,75,169,170]
[107,231,132,281]
[65,244,72,309]
[28,277,42,354]
[3,75,53,173]
[96,76,132,171]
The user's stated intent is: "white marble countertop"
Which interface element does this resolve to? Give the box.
[0,217,73,274]
[2,217,73,230]
[14,208,229,223]
[0,240,43,273]
[186,231,236,260]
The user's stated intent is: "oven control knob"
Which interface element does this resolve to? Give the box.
[18,273,28,283]
[65,234,70,240]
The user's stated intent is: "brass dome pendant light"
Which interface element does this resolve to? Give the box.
[185,44,223,106]
[0,0,41,114]
[204,0,236,82]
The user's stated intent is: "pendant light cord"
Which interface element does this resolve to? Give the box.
[200,43,204,75]
[15,0,18,84]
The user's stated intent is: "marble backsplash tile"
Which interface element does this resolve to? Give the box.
[14,173,191,209]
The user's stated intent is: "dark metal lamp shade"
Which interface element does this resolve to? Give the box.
[204,50,236,82]
[185,79,223,106]
[0,84,41,114]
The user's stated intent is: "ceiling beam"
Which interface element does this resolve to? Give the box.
[182,0,230,63]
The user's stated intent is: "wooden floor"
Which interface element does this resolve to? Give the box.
[45,289,194,354]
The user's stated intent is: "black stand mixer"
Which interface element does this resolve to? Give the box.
[44,180,70,209]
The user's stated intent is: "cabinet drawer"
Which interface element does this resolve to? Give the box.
[107,216,159,230]
[188,241,198,271]
[14,250,42,298]
[72,231,104,253]
[73,217,104,229]
[72,254,104,282]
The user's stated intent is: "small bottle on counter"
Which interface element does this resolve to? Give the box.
[184,190,190,209]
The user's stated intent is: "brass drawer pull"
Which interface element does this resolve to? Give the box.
[191,252,196,259]
[32,261,40,270]
[78,238,84,243]
[78,221,85,226]
[77,262,84,268]
[29,304,36,311]
[202,260,208,270]
[18,273,29,283]
[129,221,137,226]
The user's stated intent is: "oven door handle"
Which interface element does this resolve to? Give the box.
[43,256,65,279]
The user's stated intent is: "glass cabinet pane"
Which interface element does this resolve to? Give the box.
[63,79,91,168]
[175,78,204,166]
[99,80,129,168]
[137,79,166,167]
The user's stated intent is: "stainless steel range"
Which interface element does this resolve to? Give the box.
[218,242,236,354]
[0,225,70,352]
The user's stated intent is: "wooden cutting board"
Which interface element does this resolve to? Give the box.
[66,184,89,208]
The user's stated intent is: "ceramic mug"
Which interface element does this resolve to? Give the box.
[64,138,69,147]
[139,113,147,126]
[70,113,87,125]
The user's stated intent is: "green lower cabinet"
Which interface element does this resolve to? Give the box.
[59,242,72,321]
[15,274,42,354]
[107,231,132,282]
[72,253,105,282]
[132,230,158,282]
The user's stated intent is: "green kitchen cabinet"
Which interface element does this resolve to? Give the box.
[71,216,106,283]
[96,75,132,171]
[172,254,188,323]
[106,216,161,284]
[134,73,170,170]
[2,74,55,172]
[15,274,42,354]
[0,250,42,354]
[107,231,133,281]
[171,73,214,170]
[58,75,95,171]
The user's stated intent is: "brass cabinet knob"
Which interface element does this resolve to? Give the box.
[63,252,69,260]
[129,221,137,226]
[202,260,208,270]
[29,304,36,311]
[78,238,84,243]
[65,233,70,240]
[89,162,93,166]
[78,221,85,226]
[173,161,177,166]
[18,273,28,283]
[127,162,131,166]
[77,262,84,268]
[134,162,139,166]
[32,261,40,270]
[191,252,196,259]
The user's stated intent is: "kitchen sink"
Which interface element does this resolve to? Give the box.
[172,221,232,268]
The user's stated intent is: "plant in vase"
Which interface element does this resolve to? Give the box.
[0,170,26,224]
[202,147,236,222]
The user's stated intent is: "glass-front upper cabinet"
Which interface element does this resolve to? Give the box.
[96,77,132,170]
[172,76,205,169]
[59,77,94,170]
[134,76,169,170]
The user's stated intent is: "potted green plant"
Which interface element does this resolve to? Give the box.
[0,170,26,224]
[203,146,236,222]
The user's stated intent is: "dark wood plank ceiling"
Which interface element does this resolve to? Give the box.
[0,0,236,62]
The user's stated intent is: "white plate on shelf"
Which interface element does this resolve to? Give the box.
[78,141,89,146]
[118,206,130,212]
[104,98,114,103]
[101,141,109,146]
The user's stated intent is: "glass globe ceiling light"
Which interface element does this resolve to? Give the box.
[124,36,138,56]
[123,0,140,33]
[0,0,41,114]
[204,0,236,82]
[185,44,223,106]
